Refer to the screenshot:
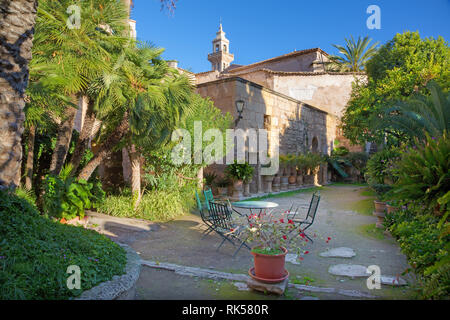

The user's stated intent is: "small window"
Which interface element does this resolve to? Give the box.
[223,44,227,52]
[264,115,271,129]
[215,44,219,52]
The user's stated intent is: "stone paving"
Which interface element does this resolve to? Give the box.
[90,184,417,300]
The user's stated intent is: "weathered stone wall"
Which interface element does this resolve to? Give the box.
[196,77,339,157]
[271,73,365,118]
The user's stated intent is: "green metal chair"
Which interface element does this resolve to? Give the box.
[203,187,214,211]
[208,201,250,257]
[287,191,321,243]
[195,190,214,238]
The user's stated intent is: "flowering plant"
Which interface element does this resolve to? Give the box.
[232,210,329,257]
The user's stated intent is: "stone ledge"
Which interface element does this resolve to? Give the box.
[77,243,141,300]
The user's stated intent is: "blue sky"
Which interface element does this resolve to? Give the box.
[131,0,450,73]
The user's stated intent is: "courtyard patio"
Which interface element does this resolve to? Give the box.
[92,184,415,300]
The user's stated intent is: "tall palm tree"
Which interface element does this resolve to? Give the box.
[0,0,37,188]
[376,81,450,142]
[329,35,379,72]
[33,0,129,176]
[78,43,194,208]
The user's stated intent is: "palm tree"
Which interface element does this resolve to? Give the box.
[0,0,37,188]
[33,0,129,176]
[78,43,194,209]
[376,81,450,142]
[329,35,379,72]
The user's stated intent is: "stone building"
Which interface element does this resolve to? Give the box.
[194,25,365,193]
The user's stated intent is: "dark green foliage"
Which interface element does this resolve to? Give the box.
[225,161,254,182]
[43,165,105,220]
[365,148,401,185]
[390,134,450,215]
[0,190,126,300]
[342,31,449,145]
[204,172,217,187]
[384,209,449,299]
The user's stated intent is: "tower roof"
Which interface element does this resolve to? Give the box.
[214,23,228,41]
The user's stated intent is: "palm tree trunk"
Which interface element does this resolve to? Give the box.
[0,0,37,188]
[78,113,129,181]
[49,106,77,175]
[128,144,141,209]
[24,124,35,190]
[70,98,96,173]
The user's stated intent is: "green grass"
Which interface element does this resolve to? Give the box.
[327,182,368,187]
[358,223,386,240]
[360,188,377,197]
[349,198,375,215]
[0,190,127,299]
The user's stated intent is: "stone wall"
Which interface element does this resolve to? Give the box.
[197,77,339,157]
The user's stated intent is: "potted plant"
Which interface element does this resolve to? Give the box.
[295,154,307,187]
[279,155,289,191]
[215,177,230,196]
[370,183,393,228]
[204,172,217,193]
[286,154,297,189]
[225,161,254,199]
[233,212,310,282]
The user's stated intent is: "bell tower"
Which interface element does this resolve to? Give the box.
[208,24,234,72]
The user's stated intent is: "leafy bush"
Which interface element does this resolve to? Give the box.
[384,209,449,299]
[97,187,195,221]
[43,165,105,220]
[225,161,254,182]
[203,172,217,187]
[0,190,126,299]
[390,134,450,215]
[365,148,401,185]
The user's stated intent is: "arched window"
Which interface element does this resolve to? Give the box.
[215,44,219,52]
[311,137,319,154]
[223,44,227,52]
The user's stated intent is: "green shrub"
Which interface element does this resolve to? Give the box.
[390,134,450,215]
[225,161,254,182]
[365,148,401,185]
[97,187,195,221]
[386,209,449,299]
[0,190,126,299]
[43,165,105,220]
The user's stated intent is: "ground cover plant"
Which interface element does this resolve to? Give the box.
[0,190,126,299]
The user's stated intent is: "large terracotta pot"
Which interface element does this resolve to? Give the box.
[374,200,386,213]
[280,176,289,191]
[296,173,303,186]
[386,204,399,214]
[262,175,274,193]
[218,187,228,196]
[304,174,314,186]
[232,180,244,199]
[251,247,288,280]
[272,175,281,192]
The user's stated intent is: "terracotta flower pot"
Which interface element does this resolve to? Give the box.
[232,180,244,199]
[272,175,281,192]
[374,200,387,213]
[218,187,228,196]
[296,174,303,186]
[386,204,398,214]
[251,247,288,280]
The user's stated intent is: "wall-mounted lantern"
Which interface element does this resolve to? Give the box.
[234,99,245,126]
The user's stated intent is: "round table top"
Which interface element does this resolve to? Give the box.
[231,201,279,209]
